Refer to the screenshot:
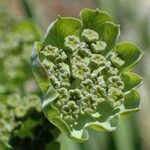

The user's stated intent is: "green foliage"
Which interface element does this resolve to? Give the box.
[0,94,60,149]
[0,95,41,147]
[31,8,143,141]
[0,20,41,94]
[0,5,60,149]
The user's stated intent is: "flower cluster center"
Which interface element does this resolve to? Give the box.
[40,29,125,123]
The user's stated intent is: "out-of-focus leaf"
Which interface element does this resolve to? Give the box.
[13,20,42,41]
[46,141,60,150]
[0,140,7,150]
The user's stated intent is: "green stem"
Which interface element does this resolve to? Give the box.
[20,0,34,18]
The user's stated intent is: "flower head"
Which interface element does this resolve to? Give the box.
[31,9,143,141]
[0,94,41,147]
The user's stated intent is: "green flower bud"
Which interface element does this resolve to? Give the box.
[91,41,107,53]
[72,63,90,80]
[110,52,125,68]
[105,61,118,75]
[0,119,7,132]
[41,45,59,60]
[81,79,93,89]
[24,95,41,111]
[50,75,60,88]
[82,29,99,42]
[94,85,106,98]
[41,59,55,70]
[62,101,79,122]
[90,54,106,67]
[64,35,80,52]
[15,106,27,118]
[97,76,106,88]
[56,88,70,107]
[81,94,98,113]
[78,47,92,57]
[69,89,82,100]
[108,76,124,90]
[108,87,124,102]
[56,50,67,62]
[7,94,20,108]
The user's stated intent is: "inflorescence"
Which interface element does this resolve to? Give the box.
[40,29,125,124]
[0,95,41,145]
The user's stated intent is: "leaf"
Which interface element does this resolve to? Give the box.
[13,20,42,41]
[114,42,143,71]
[70,129,89,142]
[44,103,89,142]
[42,17,82,49]
[85,115,119,132]
[51,117,71,136]
[120,89,141,116]
[31,42,59,101]
[42,102,59,118]
[97,101,114,120]
[109,115,119,128]
[121,72,143,92]
[43,103,71,136]
[31,42,50,92]
[84,101,119,132]
[120,108,140,117]
[80,8,111,35]
[124,89,141,109]
[101,21,120,55]
[13,118,37,138]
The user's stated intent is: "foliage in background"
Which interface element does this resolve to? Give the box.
[0,2,60,149]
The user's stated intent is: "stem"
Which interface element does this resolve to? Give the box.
[20,0,34,18]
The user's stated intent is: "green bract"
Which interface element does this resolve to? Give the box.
[31,8,143,141]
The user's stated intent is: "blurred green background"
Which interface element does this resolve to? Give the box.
[0,0,150,150]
